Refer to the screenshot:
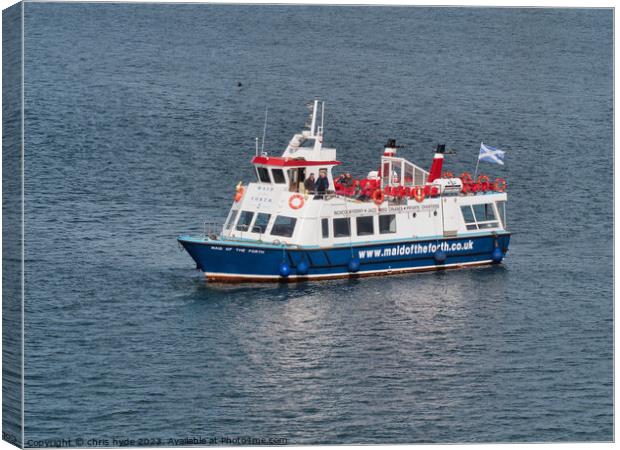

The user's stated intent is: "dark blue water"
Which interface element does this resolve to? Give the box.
[19,4,612,444]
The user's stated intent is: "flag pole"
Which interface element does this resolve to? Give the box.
[473,142,482,181]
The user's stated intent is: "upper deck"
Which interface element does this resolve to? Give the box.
[210,100,508,249]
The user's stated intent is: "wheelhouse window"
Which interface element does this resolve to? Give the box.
[496,201,506,228]
[252,213,271,234]
[235,211,254,231]
[379,214,396,234]
[333,218,351,238]
[460,206,477,230]
[462,204,499,230]
[356,216,374,236]
[272,169,286,184]
[225,209,239,230]
[474,204,499,229]
[256,167,271,183]
[321,218,329,238]
[271,215,297,237]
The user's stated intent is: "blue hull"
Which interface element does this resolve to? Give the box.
[178,233,511,282]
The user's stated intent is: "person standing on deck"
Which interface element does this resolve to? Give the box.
[304,173,316,194]
[316,171,329,198]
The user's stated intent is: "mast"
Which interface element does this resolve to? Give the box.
[310,99,319,136]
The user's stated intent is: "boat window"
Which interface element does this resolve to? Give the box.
[379,214,396,234]
[404,163,414,185]
[300,139,315,148]
[271,216,297,237]
[256,167,271,183]
[321,218,329,238]
[473,204,494,222]
[415,168,427,186]
[272,169,286,184]
[225,209,239,230]
[460,206,477,230]
[333,218,351,238]
[252,213,271,234]
[496,201,506,228]
[462,204,499,230]
[356,216,374,236]
[235,211,254,231]
[381,162,391,188]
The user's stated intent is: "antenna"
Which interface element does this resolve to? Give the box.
[320,101,325,136]
[255,137,259,156]
[261,106,268,154]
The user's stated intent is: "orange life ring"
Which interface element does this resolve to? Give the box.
[372,189,385,205]
[442,171,454,179]
[477,174,490,184]
[493,178,507,192]
[412,185,425,203]
[288,193,305,209]
[460,172,474,184]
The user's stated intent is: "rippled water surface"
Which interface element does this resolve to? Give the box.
[18,4,612,444]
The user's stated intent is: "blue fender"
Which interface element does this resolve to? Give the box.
[279,262,291,277]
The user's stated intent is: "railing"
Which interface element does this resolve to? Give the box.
[203,220,223,240]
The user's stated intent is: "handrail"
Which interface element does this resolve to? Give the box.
[203,220,223,239]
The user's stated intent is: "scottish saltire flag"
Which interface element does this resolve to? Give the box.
[478,142,505,165]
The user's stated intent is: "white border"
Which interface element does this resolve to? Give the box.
[0,3,615,450]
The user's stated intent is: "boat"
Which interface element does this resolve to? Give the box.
[178,100,510,282]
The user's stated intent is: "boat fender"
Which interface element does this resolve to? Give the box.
[288,193,305,209]
[372,189,385,205]
[492,247,504,263]
[297,260,309,275]
[493,178,507,192]
[348,258,360,273]
[279,262,291,277]
[434,249,447,264]
[412,185,425,203]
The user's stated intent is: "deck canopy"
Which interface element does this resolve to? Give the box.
[251,156,341,167]
[380,156,429,189]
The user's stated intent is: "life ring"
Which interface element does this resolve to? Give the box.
[412,185,425,203]
[288,193,305,209]
[234,183,245,202]
[460,172,474,184]
[442,171,454,179]
[372,189,385,205]
[493,178,507,192]
[477,174,490,192]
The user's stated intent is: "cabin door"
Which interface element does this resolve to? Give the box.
[288,168,306,193]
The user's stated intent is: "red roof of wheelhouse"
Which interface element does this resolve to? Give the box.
[251,156,341,167]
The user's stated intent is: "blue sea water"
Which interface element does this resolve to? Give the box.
[15,3,613,444]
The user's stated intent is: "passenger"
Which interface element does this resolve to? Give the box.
[336,173,346,185]
[316,171,329,199]
[343,173,354,187]
[304,173,316,194]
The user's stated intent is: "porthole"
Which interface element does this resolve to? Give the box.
[412,212,417,218]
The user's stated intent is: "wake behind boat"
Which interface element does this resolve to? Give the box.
[178,100,510,282]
